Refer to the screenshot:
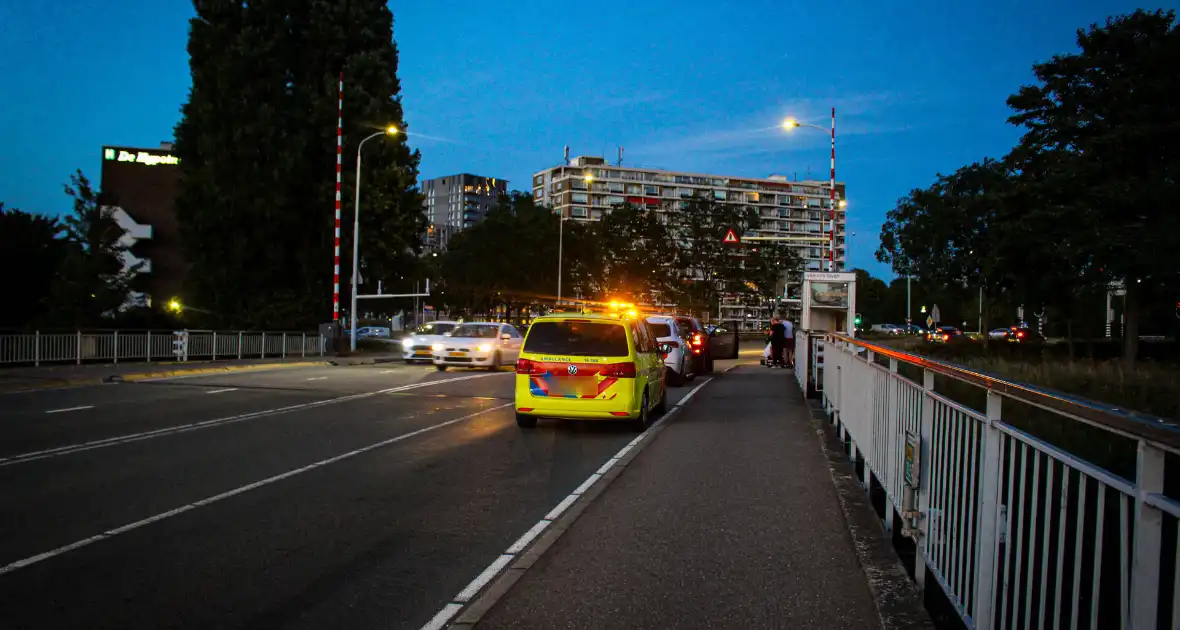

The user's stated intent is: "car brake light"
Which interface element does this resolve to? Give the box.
[691,333,703,346]
[1017,331,1025,338]
[515,359,546,375]
[600,362,637,378]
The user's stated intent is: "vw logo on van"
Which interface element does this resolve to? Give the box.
[567,365,578,375]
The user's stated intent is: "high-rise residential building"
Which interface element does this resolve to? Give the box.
[421,174,508,249]
[531,156,847,328]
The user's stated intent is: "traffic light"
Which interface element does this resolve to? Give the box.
[854,313,863,327]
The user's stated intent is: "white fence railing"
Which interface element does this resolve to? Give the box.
[798,331,1180,630]
[0,330,326,366]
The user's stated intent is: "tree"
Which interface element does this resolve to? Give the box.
[0,203,68,329]
[852,269,889,327]
[47,171,142,328]
[1005,9,1180,365]
[587,203,677,305]
[174,0,422,329]
[666,193,762,316]
[877,159,1019,337]
[741,241,802,317]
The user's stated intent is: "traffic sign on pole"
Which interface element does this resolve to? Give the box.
[722,229,739,244]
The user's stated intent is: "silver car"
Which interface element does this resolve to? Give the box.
[645,315,693,386]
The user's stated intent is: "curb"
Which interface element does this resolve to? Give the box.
[112,361,331,383]
[447,374,722,628]
[807,400,935,630]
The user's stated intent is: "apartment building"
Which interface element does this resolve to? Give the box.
[531,156,847,328]
[421,174,508,249]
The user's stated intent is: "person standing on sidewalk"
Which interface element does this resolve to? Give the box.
[769,317,786,368]
[783,317,795,368]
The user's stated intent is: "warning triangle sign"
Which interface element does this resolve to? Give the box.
[723,229,739,244]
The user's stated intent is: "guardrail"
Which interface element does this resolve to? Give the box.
[0,330,326,366]
[797,330,1180,630]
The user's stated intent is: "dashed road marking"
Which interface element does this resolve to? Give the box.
[45,406,94,414]
[306,376,328,381]
[0,402,512,578]
[1,372,509,468]
[205,388,238,394]
[417,377,713,630]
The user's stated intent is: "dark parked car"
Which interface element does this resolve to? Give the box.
[672,316,714,373]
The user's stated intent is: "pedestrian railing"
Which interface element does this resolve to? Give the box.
[0,330,326,366]
[799,330,1180,630]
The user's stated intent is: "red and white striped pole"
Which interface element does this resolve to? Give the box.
[333,72,343,322]
[828,107,837,272]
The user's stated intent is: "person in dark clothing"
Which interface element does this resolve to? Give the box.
[769,318,787,367]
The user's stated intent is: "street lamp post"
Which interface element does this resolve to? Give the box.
[558,172,592,306]
[783,110,838,272]
[350,125,399,351]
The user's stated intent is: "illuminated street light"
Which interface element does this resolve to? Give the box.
[350,124,401,352]
[168,299,182,313]
[782,110,839,271]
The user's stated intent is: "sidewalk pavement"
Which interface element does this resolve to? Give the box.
[470,366,927,629]
[0,352,405,393]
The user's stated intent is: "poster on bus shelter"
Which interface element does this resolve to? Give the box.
[810,282,849,308]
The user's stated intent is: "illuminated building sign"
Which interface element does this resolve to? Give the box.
[103,148,179,166]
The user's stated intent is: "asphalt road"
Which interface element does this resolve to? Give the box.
[0,361,703,629]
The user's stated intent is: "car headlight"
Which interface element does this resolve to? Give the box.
[477,344,492,353]
[431,343,444,352]
[401,339,411,347]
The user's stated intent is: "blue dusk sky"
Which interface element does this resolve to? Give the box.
[1,0,1172,279]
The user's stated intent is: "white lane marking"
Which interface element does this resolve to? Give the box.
[0,372,509,468]
[455,554,516,603]
[675,377,711,407]
[572,473,601,495]
[505,520,551,554]
[417,377,715,628]
[420,604,464,630]
[543,494,580,521]
[306,376,328,381]
[595,457,620,476]
[206,388,238,394]
[45,406,94,414]
[380,370,398,374]
[0,403,512,578]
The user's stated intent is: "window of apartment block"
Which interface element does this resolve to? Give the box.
[644,185,659,196]
[534,174,544,186]
[608,182,624,193]
[571,207,588,218]
[605,195,625,206]
[534,188,543,198]
[713,190,726,200]
[626,183,642,194]
[572,192,588,203]
[746,192,760,203]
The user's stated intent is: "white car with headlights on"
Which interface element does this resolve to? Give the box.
[432,322,524,371]
[401,320,460,363]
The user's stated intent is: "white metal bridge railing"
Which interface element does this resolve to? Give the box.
[0,330,326,366]
[798,330,1180,630]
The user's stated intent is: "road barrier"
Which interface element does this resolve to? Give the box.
[797,330,1180,630]
[0,330,326,366]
